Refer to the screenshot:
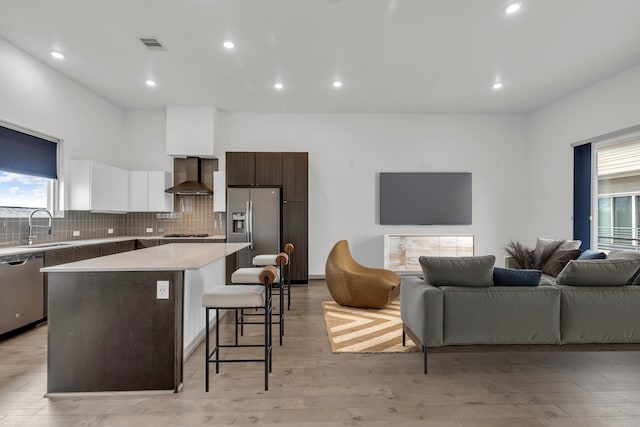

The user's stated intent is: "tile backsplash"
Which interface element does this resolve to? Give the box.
[0,196,225,248]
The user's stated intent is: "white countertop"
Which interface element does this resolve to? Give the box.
[0,235,226,258]
[41,243,248,272]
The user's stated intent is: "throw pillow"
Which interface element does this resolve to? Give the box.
[577,249,606,260]
[607,250,640,261]
[419,255,495,287]
[493,267,542,286]
[533,238,581,268]
[556,259,640,286]
[541,249,581,276]
[607,250,640,284]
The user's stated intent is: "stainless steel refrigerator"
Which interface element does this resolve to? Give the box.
[227,187,281,268]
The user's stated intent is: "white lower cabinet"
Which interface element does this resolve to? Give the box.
[128,170,173,212]
[69,160,128,213]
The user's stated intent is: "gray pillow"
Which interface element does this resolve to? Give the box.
[607,250,640,285]
[556,259,640,286]
[419,255,495,287]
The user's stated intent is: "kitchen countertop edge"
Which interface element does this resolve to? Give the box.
[41,242,248,272]
[0,235,227,257]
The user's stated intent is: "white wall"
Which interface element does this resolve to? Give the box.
[216,113,529,276]
[527,63,640,245]
[0,38,126,209]
[121,110,172,172]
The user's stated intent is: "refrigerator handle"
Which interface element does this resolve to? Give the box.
[248,200,254,250]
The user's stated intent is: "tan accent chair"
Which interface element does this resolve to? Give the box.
[325,240,401,309]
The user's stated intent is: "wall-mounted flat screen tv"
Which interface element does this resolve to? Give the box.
[379,172,472,225]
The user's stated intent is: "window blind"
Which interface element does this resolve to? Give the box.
[0,125,57,179]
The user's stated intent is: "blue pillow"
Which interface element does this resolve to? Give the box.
[493,267,542,286]
[577,249,606,260]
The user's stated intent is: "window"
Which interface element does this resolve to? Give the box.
[0,123,60,217]
[0,171,49,208]
[595,136,640,251]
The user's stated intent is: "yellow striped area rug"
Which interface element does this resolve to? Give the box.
[322,301,419,353]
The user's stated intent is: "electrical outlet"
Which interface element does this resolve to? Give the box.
[73,231,80,237]
[107,228,114,234]
[157,281,169,300]
[146,228,153,233]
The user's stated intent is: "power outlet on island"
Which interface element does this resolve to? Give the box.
[157,281,169,300]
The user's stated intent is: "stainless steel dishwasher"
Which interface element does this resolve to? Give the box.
[0,252,45,335]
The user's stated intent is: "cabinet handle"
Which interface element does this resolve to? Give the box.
[284,200,288,204]
[15,313,21,319]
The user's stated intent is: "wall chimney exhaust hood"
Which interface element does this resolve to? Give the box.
[165,157,212,195]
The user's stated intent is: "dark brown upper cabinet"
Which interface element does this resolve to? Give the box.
[283,152,308,202]
[226,152,255,186]
[255,152,283,186]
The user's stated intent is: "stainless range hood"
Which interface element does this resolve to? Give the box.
[165,157,213,195]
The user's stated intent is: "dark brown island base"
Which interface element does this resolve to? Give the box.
[42,243,248,395]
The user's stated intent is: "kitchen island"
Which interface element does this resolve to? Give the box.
[42,243,248,394]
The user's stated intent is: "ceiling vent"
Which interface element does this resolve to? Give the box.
[138,37,166,51]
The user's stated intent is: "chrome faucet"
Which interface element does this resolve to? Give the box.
[28,208,53,245]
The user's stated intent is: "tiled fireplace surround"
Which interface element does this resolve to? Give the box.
[0,196,226,248]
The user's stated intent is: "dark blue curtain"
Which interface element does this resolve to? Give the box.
[0,125,58,179]
[573,143,592,250]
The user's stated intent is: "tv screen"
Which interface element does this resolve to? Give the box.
[379,172,472,225]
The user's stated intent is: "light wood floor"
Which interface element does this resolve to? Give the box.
[2,280,640,426]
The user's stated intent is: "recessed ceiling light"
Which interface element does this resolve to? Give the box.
[50,51,65,60]
[223,40,235,49]
[274,82,284,90]
[332,81,343,89]
[492,82,504,90]
[145,79,156,87]
[504,2,521,14]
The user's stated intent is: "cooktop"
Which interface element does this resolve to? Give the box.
[162,233,209,238]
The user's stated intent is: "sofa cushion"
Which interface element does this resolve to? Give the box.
[441,286,561,345]
[607,249,640,261]
[556,284,640,343]
[556,259,640,286]
[541,249,581,277]
[493,267,542,286]
[419,255,495,287]
[577,249,607,260]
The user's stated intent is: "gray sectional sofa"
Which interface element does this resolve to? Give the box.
[400,251,640,374]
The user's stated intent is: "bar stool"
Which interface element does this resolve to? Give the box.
[253,242,294,311]
[202,265,276,392]
[233,252,288,345]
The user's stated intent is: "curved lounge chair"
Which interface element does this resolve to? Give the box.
[325,240,401,309]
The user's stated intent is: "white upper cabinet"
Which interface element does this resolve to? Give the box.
[128,171,148,212]
[128,171,173,212]
[166,106,216,157]
[147,171,173,212]
[69,160,128,213]
[213,170,226,212]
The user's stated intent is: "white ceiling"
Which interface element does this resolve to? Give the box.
[1,0,640,114]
